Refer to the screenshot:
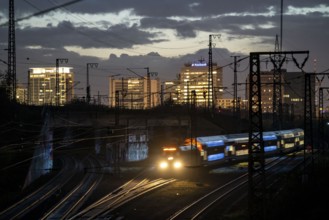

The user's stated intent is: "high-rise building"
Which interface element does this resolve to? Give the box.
[283,71,315,117]
[28,67,74,106]
[177,60,223,108]
[245,70,315,117]
[218,98,234,109]
[16,83,27,104]
[246,70,285,113]
[109,77,160,109]
[162,80,180,105]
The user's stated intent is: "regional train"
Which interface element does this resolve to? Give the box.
[158,146,184,170]
[158,128,304,169]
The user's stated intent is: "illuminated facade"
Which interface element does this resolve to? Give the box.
[283,71,315,117]
[162,80,180,105]
[28,67,74,106]
[245,70,314,116]
[262,71,285,113]
[109,77,160,109]
[16,84,28,104]
[218,98,234,109]
[246,70,285,113]
[178,60,223,107]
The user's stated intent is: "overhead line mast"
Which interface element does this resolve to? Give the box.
[5,0,84,102]
[231,55,240,116]
[208,34,220,111]
[271,35,284,130]
[248,50,309,219]
[8,0,16,101]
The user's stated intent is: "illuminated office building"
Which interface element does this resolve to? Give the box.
[218,98,234,109]
[162,80,180,105]
[16,83,28,104]
[28,67,74,106]
[246,70,285,113]
[246,70,314,117]
[283,71,315,117]
[178,60,223,107]
[109,77,160,109]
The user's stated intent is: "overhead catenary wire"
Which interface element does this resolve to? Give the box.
[0,0,84,27]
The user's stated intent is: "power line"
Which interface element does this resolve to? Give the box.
[2,0,85,27]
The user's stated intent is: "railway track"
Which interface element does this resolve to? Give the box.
[0,149,312,220]
[167,152,306,220]
[69,176,177,219]
[40,155,104,220]
[0,156,80,220]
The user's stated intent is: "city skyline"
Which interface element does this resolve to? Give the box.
[0,0,328,100]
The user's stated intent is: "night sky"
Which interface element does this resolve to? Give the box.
[0,0,328,99]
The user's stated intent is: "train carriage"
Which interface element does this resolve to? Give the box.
[224,131,279,161]
[275,129,300,153]
[200,128,303,165]
[196,135,227,164]
[262,131,280,153]
[160,128,304,168]
[292,128,305,150]
[225,133,249,160]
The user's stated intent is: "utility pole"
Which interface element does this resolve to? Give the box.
[319,87,329,155]
[208,34,221,111]
[115,90,120,126]
[271,35,285,130]
[248,50,309,220]
[55,58,68,106]
[190,90,197,165]
[127,67,157,109]
[303,72,329,169]
[280,0,283,51]
[7,0,16,101]
[121,77,127,108]
[145,67,151,109]
[5,1,82,102]
[231,55,240,116]
[109,74,120,107]
[86,63,98,104]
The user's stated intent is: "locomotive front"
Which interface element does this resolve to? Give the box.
[158,146,183,170]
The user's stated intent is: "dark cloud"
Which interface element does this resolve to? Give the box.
[1,0,327,19]
[140,17,196,38]
[0,0,328,100]
[43,0,327,18]
[147,52,161,56]
[13,20,161,50]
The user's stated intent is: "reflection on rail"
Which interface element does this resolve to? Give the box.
[70,177,177,219]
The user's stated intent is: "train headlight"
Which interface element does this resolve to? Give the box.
[173,161,182,169]
[159,161,169,169]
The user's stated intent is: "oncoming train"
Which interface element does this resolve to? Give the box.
[158,146,184,170]
[158,128,304,169]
